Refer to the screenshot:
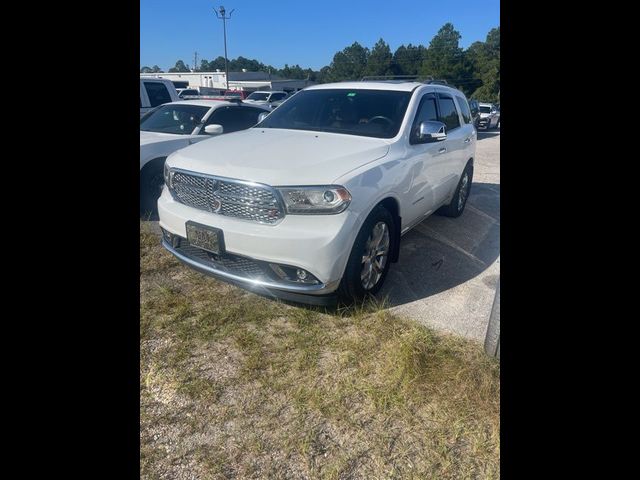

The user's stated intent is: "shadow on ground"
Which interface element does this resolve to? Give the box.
[476,130,500,141]
[379,182,500,307]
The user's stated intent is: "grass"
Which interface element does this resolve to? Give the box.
[140,221,500,479]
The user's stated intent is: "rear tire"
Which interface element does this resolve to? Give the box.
[338,205,397,303]
[140,160,165,220]
[436,163,473,218]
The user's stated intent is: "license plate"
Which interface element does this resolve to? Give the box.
[186,221,225,254]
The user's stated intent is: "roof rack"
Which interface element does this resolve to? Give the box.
[361,75,420,81]
[423,79,449,86]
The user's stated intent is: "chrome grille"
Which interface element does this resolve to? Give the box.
[170,170,283,224]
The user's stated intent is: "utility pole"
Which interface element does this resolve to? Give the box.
[213,5,234,91]
[193,51,198,72]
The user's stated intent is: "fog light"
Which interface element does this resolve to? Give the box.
[296,269,308,280]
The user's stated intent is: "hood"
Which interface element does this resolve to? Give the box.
[166,128,390,186]
[140,130,184,146]
[479,112,491,118]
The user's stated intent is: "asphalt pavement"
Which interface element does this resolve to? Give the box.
[380,129,500,342]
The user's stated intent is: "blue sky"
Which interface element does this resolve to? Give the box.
[140,0,500,71]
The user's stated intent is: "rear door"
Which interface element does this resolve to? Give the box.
[435,92,469,201]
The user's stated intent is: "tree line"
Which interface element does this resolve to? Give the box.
[140,23,499,102]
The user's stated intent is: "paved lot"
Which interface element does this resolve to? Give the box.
[380,129,500,342]
[144,129,500,342]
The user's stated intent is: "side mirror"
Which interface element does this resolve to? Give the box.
[418,121,447,143]
[204,124,224,135]
[257,112,270,123]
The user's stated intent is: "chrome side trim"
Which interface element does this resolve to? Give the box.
[162,238,338,295]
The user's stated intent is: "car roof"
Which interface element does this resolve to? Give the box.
[306,81,466,96]
[479,103,493,107]
[250,90,286,94]
[169,100,269,109]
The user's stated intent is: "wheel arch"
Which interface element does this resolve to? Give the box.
[374,196,402,263]
[140,156,167,179]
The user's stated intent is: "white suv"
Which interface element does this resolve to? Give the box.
[158,81,476,305]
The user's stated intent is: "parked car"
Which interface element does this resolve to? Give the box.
[140,100,270,218]
[176,88,200,99]
[244,90,289,109]
[140,77,180,118]
[158,81,476,304]
[477,103,500,129]
[270,90,300,110]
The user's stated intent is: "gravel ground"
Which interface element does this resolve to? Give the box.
[380,129,500,342]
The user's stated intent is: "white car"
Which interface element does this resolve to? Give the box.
[244,90,288,108]
[176,88,200,99]
[140,77,180,118]
[140,100,270,217]
[477,103,500,129]
[159,81,476,304]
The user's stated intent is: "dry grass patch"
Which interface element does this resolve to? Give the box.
[140,221,500,479]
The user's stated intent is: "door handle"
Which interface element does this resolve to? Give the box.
[438,147,447,154]
[464,138,471,143]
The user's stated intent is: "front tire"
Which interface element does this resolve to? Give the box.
[140,160,166,220]
[338,205,397,302]
[436,163,473,218]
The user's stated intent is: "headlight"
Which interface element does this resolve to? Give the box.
[164,162,171,187]
[277,186,351,214]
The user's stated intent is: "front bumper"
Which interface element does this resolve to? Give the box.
[157,188,357,303]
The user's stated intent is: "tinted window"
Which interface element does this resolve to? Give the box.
[257,89,412,139]
[410,94,438,144]
[438,96,461,131]
[247,92,269,101]
[144,82,173,107]
[479,106,491,113]
[455,95,472,124]
[140,104,209,134]
[206,107,264,133]
[269,93,286,102]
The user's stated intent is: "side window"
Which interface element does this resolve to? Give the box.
[437,95,461,131]
[410,94,438,144]
[270,93,286,102]
[206,107,264,133]
[144,82,172,107]
[455,95,472,124]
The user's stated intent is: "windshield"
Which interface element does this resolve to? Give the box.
[247,92,269,101]
[140,104,210,134]
[256,89,412,138]
[479,106,492,113]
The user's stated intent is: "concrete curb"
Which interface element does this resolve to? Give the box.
[484,279,500,359]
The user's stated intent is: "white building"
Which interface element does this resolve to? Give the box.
[140,70,315,94]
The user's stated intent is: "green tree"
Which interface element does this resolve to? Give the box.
[168,59,190,72]
[419,23,466,83]
[363,38,393,77]
[325,42,370,81]
[391,44,426,76]
[140,66,152,73]
[468,27,500,102]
